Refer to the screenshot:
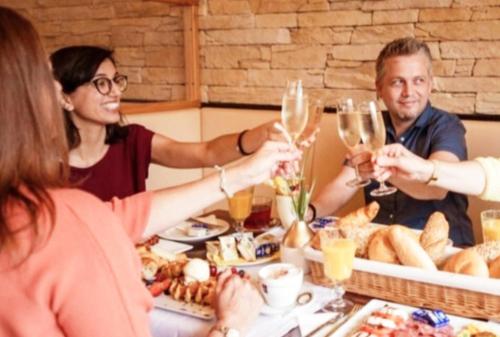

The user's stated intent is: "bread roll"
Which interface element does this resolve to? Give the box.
[367,228,399,264]
[388,226,437,270]
[471,241,500,263]
[337,201,380,228]
[443,249,489,277]
[340,222,381,257]
[489,255,500,279]
[420,212,449,263]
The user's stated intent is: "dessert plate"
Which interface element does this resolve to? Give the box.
[159,219,230,243]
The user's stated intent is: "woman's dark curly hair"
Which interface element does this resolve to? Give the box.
[50,45,128,149]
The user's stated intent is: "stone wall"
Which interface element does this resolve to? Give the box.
[3,0,500,114]
[3,0,186,101]
[199,0,500,114]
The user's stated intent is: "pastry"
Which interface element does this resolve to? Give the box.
[443,249,489,277]
[337,201,380,229]
[367,228,399,264]
[389,226,437,270]
[488,255,500,279]
[420,212,449,263]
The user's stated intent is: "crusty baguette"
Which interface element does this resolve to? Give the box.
[471,241,500,263]
[443,249,489,277]
[367,228,399,264]
[309,228,341,250]
[388,226,437,270]
[489,255,500,279]
[337,201,380,229]
[420,212,450,263]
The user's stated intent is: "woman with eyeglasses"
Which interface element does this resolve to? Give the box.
[51,46,285,201]
[0,6,301,336]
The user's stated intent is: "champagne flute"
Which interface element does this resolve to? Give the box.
[227,187,254,232]
[320,229,357,314]
[358,100,397,197]
[281,80,309,144]
[337,98,370,187]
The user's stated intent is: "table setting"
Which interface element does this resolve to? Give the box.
[140,81,500,337]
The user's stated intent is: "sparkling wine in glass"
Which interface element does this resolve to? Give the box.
[281,80,309,143]
[320,230,357,314]
[358,100,397,197]
[227,187,254,232]
[337,98,370,187]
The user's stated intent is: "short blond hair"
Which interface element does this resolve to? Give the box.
[375,37,432,85]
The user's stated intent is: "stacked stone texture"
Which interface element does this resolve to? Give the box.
[7,0,500,114]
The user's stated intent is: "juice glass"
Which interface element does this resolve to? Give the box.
[227,187,254,232]
[320,230,356,314]
[481,209,500,242]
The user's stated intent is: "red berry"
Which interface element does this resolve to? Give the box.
[209,265,218,277]
[231,267,238,274]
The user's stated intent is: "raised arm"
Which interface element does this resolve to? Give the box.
[374,143,487,197]
[311,165,360,219]
[143,141,300,238]
[151,120,282,168]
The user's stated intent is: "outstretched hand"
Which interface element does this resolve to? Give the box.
[236,140,302,187]
[372,143,432,183]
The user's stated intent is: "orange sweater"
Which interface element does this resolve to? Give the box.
[0,189,154,337]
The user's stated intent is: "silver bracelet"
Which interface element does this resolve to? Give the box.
[214,165,233,198]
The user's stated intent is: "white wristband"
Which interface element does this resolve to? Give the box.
[214,165,233,198]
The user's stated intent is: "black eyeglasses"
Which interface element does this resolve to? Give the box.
[90,74,128,95]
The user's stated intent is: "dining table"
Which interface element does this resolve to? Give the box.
[147,210,371,337]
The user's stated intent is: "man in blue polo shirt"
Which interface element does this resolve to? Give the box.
[311,37,473,246]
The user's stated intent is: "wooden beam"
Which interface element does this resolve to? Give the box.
[184,5,200,101]
[122,100,200,114]
[149,0,199,5]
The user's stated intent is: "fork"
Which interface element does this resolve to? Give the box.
[304,312,343,337]
[323,304,362,337]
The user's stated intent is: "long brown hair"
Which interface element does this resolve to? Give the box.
[0,6,68,261]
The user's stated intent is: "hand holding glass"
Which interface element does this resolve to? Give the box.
[337,98,370,187]
[359,100,397,197]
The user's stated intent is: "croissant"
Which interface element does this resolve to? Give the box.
[338,201,380,229]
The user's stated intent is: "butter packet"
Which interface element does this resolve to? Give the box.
[254,232,280,258]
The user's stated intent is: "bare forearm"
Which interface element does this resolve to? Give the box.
[312,169,358,218]
[144,167,246,238]
[388,175,448,200]
[428,160,485,196]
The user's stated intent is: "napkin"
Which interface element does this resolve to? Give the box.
[298,312,339,337]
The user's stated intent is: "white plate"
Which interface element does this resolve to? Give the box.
[208,251,280,267]
[150,239,192,257]
[153,294,214,320]
[159,219,230,243]
[330,299,500,337]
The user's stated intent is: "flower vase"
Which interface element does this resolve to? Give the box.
[281,219,314,273]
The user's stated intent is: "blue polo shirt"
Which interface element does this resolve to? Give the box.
[364,103,474,246]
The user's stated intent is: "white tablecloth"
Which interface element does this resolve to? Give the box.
[149,269,332,337]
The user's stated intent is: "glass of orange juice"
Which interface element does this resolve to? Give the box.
[320,230,357,314]
[481,210,500,242]
[227,187,254,232]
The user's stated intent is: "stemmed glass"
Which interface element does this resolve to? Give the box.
[320,229,357,314]
[281,80,309,144]
[337,98,370,187]
[227,187,254,232]
[358,100,397,197]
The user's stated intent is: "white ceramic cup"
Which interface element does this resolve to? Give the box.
[275,195,298,229]
[258,263,303,309]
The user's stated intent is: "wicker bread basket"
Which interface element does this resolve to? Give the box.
[305,247,500,320]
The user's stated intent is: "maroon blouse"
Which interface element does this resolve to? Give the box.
[70,124,154,201]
